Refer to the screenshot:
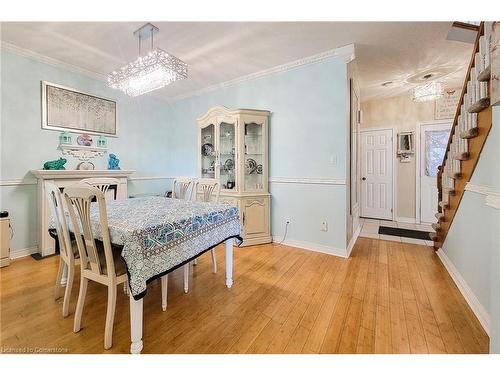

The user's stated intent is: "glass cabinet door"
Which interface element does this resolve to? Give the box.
[219,121,237,191]
[200,124,216,179]
[244,121,264,191]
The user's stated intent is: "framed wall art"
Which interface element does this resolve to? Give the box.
[41,81,117,136]
[434,88,460,120]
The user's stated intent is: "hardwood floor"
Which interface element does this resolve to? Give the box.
[0,238,489,354]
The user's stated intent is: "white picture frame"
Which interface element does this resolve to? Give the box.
[41,81,117,136]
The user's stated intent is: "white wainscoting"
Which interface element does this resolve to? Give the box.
[466,182,500,210]
[436,248,491,336]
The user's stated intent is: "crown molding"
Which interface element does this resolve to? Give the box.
[169,43,355,102]
[1,41,107,82]
[2,40,355,103]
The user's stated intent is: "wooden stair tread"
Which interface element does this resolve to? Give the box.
[429,232,439,242]
[435,212,445,222]
[447,171,462,180]
[438,201,449,209]
[468,97,490,113]
[453,152,470,161]
[477,65,491,82]
[434,23,493,251]
[460,127,479,139]
[443,187,456,196]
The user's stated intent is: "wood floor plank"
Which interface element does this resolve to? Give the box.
[0,239,489,354]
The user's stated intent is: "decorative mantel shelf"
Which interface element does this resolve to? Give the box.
[30,169,135,179]
[59,144,107,162]
[30,169,135,258]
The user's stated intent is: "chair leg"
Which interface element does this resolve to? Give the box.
[211,249,217,274]
[161,275,168,311]
[104,284,117,350]
[54,259,65,300]
[62,263,74,318]
[183,264,189,293]
[123,280,129,295]
[73,277,88,333]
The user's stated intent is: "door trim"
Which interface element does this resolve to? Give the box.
[359,127,396,221]
[415,120,453,224]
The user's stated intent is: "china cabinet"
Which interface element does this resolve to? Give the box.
[197,106,271,246]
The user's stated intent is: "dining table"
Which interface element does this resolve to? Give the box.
[52,195,242,353]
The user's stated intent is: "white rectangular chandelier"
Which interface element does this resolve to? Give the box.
[107,24,187,97]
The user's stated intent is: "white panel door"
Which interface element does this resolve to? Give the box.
[419,123,451,223]
[361,129,393,220]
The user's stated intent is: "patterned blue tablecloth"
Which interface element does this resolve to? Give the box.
[61,196,241,299]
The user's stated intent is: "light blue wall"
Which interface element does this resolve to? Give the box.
[442,106,500,353]
[0,49,171,251]
[1,48,349,254]
[169,58,348,250]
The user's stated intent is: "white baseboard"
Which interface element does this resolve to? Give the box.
[436,248,491,336]
[271,236,348,258]
[347,223,362,258]
[395,216,416,224]
[9,246,38,259]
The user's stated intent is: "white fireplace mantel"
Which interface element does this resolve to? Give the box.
[30,169,135,257]
[30,169,135,180]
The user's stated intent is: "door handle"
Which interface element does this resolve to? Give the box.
[361,177,366,181]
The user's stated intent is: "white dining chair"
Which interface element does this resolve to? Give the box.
[64,183,168,350]
[183,178,221,293]
[80,177,129,295]
[45,181,80,318]
[171,177,195,201]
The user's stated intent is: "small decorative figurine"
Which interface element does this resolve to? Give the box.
[108,154,120,170]
[59,131,72,145]
[77,133,93,146]
[43,158,67,170]
[97,135,107,148]
[77,161,95,170]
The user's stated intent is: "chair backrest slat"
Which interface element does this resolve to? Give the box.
[172,178,194,201]
[194,178,220,203]
[45,182,74,261]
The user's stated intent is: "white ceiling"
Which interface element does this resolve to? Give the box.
[0,22,473,102]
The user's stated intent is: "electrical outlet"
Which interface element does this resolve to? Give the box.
[320,221,328,232]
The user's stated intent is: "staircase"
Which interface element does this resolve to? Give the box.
[432,22,493,250]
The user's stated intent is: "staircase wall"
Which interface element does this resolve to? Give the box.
[441,106,500,353]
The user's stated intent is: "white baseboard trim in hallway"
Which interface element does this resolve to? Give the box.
[436,248,491,336]
[271,236,348,258]
[346,224,361,258]
[395,216,416,224]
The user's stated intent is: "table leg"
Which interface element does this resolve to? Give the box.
[129,291,143,354]
[225,238,233,288]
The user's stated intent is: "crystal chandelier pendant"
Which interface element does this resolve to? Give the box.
[412,81,443,102]
[107,24,187,97]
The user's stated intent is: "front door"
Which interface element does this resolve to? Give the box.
[419,123,451,223]
[360,129,393,220]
